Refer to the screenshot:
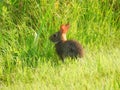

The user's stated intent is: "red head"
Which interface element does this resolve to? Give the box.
[49,23,70,43]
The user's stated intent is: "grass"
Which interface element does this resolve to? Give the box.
[0,49,120,90]
[0,0,120,90]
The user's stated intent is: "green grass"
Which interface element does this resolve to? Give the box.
[0,0,120,90]
[0,49,120,90]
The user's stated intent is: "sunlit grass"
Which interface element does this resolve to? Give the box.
[0,49,120,90]
[0,0,120,90]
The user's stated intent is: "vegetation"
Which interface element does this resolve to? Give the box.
[0,0,120,90]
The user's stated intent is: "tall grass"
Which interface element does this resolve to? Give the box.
[1,49,120,90]
[0,0,120,89]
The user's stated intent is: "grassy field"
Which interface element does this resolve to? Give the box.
[0,0,120,90]
[1,49,120,90]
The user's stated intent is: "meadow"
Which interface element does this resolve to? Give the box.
[0,0,120,90]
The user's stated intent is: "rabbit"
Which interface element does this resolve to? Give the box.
[49,23,84,61]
